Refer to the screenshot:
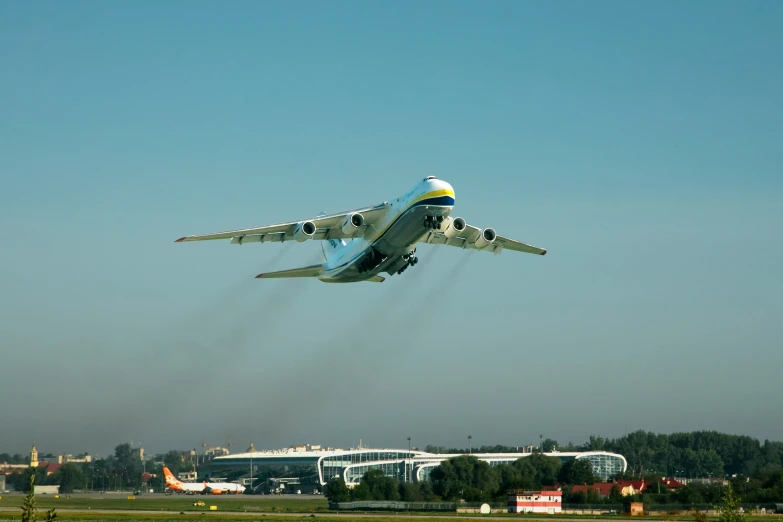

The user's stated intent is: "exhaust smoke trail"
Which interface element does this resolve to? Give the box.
[244,250,477,445]
[81,245,310,448]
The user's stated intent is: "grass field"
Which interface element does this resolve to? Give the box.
[0,512,781,522]
[0,494,329,513]
[0,495,781,522]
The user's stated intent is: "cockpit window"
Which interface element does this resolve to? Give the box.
[423,176,437,181]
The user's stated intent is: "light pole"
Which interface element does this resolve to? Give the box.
[468,435,472,455]
[250,449,253,495]
[407,437,411,483]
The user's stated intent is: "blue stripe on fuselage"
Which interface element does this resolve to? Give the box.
[414,195,455,207]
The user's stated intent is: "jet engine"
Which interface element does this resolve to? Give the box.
[473,228,497,250]
[442,217,466,239]
[341,213,365,236]
[293,221,316,242]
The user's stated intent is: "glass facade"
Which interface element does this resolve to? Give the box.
[320,451,416,484]
[213,450,627,486]
[575,453,625,481]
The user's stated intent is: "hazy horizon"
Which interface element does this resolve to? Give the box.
[2,1,781,459]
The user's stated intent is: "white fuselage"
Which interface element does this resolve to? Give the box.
[168,481,245,495]
[319,178,455,283]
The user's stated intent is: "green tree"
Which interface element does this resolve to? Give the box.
[498,464,533,494]
[21,475,37,522]
[163,451,183,475]
[541,439,558,452]
[19,474,57,522]
[11,467,48,493]
[350,481,371,501]
[514,453,562,488]
[558,458,595,485]
[48,463,86,494]
[715,483,745,522]
[608,484,624,504]
[360,469,400,501]
[399,481,423,501]
[431,455,499,501]
[114,444,133,464]
[323,479,350,503]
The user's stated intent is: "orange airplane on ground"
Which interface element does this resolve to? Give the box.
[163,467,246,495]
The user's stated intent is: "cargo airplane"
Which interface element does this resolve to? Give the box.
[163,467,245,495]
[176,177,546,283]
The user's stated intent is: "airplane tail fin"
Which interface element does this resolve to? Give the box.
[321,238,348,261]
[163,467,182,487]
[255,264,323,279]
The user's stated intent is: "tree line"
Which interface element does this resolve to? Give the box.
[426,430,783,478]
[325,454,783,505]
[325,429,783,505]
[5,444,196,494]
[325,454,597,503]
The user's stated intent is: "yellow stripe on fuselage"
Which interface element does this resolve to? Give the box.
[369,188,455,243]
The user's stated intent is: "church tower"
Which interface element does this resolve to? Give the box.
[30,443,39,468]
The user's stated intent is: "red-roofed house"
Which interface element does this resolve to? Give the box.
[660,478,685,489]
[618,480,646,494]
[42,463,61,476]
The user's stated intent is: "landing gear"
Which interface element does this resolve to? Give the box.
[424,215,443,230]
[397,250,418,275]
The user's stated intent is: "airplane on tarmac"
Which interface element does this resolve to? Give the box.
[163,467,246,495]
[176,177,546,283]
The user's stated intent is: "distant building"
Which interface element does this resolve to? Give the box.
[205,447,230,458]
[508,490,562,514]
[43,464,62,476]
[30,444,39,468]
[177,471,198,481]
[683,477,729,486]
[660,478,685,489]
[0,474,6,492]
[212,445,627,486]
[33,485,60,495]
[0,464,28,472]
[64,454,93,464]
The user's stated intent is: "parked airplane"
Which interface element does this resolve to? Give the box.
[163,467,245,495]
[176,177,546,283]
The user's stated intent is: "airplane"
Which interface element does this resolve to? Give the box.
[175,177,546,283]
[163,467,246,495]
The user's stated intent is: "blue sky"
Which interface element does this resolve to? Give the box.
[1,1,781,456]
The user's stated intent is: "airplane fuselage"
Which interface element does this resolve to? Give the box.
[167,481,245,495]
[319,177,455,283]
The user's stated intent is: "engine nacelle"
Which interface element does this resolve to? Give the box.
[473,228,497,250]
[442,217,466,239]
[341,213,365,236]
[293,221,316,242]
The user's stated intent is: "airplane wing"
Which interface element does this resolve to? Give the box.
[175,204,387,244]
[420,220,546,256]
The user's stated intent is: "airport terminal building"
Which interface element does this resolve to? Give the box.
[211,445,627,490]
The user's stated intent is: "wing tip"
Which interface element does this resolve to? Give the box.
[255,273,264,279]
[540,249,547,256]
[175,237,186,243]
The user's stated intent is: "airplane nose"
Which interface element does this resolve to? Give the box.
[427,178,454,197]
